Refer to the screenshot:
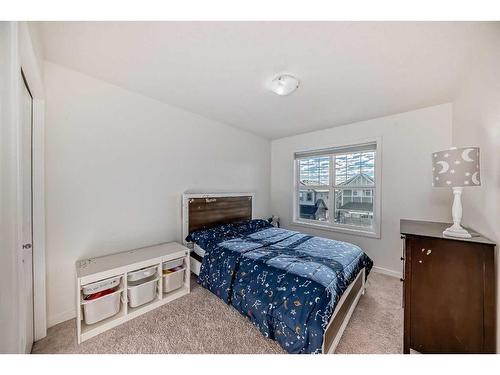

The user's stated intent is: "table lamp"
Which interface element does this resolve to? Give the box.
[432,147,480,238]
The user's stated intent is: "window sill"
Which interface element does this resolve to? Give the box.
[292,220,380,239]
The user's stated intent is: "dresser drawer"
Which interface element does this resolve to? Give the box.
[411,236,485,352]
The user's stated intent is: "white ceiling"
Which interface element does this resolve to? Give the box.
[38,22,496,139]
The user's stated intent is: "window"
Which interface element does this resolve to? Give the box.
[294,141,380,237]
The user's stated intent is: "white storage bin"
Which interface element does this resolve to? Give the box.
[82,276,121,296]
[162,268,185,293]
[82,289,122,325]
[127,265,157,283]
[127,276,159,308]
[162,258,184,271]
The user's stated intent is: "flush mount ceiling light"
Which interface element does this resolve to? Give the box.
[269,74,300,96]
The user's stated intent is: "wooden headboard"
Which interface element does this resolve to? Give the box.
[182,193,254,245]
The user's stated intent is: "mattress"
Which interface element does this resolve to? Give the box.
[193,243,206,258]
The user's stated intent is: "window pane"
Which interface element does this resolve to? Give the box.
[335,151,375,186]
[299,156,329,186]
[298,189,329,222]
[334,188,374,227]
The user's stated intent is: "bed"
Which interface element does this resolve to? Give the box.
[182,193,373,354]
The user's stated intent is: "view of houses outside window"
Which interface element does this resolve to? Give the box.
[297,149,376,230]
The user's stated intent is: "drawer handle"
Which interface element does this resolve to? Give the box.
[400,278,404,282]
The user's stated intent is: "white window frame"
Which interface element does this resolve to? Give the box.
[292,138,381,239]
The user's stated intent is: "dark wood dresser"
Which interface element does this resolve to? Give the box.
[400,219,496,354]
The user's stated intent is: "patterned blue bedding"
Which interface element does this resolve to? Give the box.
[187,219,373,354]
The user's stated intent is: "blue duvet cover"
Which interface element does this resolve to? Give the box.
[187,219,373,354]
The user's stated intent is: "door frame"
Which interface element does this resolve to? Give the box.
[15,22,46,348]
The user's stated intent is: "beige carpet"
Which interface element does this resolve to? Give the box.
[32,272,402,354]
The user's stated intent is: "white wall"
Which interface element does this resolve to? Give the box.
[451,26,500,351]
[44,61,271,326]
[26,22,45,86]
[271,104,453,275]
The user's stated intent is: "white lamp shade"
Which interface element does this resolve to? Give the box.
[269,74,299,96]
[432,147,480,187]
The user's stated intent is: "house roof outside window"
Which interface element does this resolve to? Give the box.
[338,202,373,212]
[337,173,374,187]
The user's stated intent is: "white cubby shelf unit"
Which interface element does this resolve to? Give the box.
[76,242,190,344]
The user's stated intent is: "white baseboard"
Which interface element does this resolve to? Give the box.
[47,309,76,328]
[372,266,402,279]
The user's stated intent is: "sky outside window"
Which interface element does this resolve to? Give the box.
[335,151,375,185]
[299,156,329,185]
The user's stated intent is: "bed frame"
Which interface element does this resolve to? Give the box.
[181,192,366,354]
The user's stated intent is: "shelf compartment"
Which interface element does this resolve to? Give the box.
[162,267,185,293]
[127,275,160,308]
[127,295,162,317]
[162,285,189,301]
[80,295,127,341]
[81,288,123,325]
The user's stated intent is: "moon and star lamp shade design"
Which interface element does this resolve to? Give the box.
[432,147,481,238]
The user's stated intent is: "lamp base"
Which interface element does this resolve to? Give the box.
[443,224,472,239]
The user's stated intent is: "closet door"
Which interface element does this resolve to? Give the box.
[20,71,34,353]
[409,236,484,353]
